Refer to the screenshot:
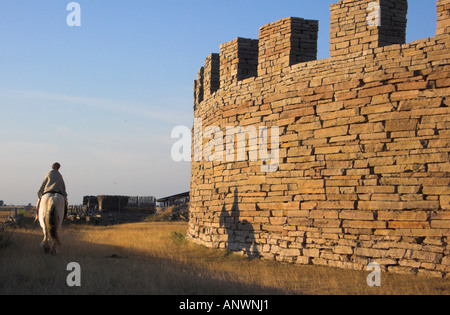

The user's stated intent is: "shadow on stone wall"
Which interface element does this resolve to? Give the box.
[219,188,259,259]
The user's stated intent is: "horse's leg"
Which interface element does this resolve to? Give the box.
[50,210,64,255]
[50,239,56,255]
[50,231,59,255]
[41,232,50,254]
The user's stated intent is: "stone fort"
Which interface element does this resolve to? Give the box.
[188,0,450,278]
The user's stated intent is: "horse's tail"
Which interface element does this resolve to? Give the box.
[45,199,59,244]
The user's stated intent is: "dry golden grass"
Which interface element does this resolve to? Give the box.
[0,211,12,222]
[0,221,449,295]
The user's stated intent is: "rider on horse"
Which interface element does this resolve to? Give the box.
[35,163,68,224]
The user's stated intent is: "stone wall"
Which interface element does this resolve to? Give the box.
[330,0,408,57]
[188,0,450,278]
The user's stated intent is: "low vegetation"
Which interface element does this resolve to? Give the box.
[0,229,12,250]
[0,213,449,295]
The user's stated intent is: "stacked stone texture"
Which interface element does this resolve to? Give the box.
[258,18,318,75]
[438,0,450,35]
[220,38,259,88]
[190,0,450,278]
[330,0,408,57]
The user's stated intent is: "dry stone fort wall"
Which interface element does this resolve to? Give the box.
[188,0,450,278]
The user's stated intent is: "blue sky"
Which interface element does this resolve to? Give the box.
[0,0,438,205]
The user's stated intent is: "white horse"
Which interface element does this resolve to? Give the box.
[39,193,65,254]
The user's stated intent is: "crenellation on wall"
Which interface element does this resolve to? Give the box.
[193,66,204,109]
[219,37,259,88]
[189,0,450,278]
[330,0,408,57]
[378,0,408,46]
[437,0,450,36]
[258,17,318,76]
[204,53,220,98]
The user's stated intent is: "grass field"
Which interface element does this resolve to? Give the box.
[0,219,449,295]
[0,210,15,222]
